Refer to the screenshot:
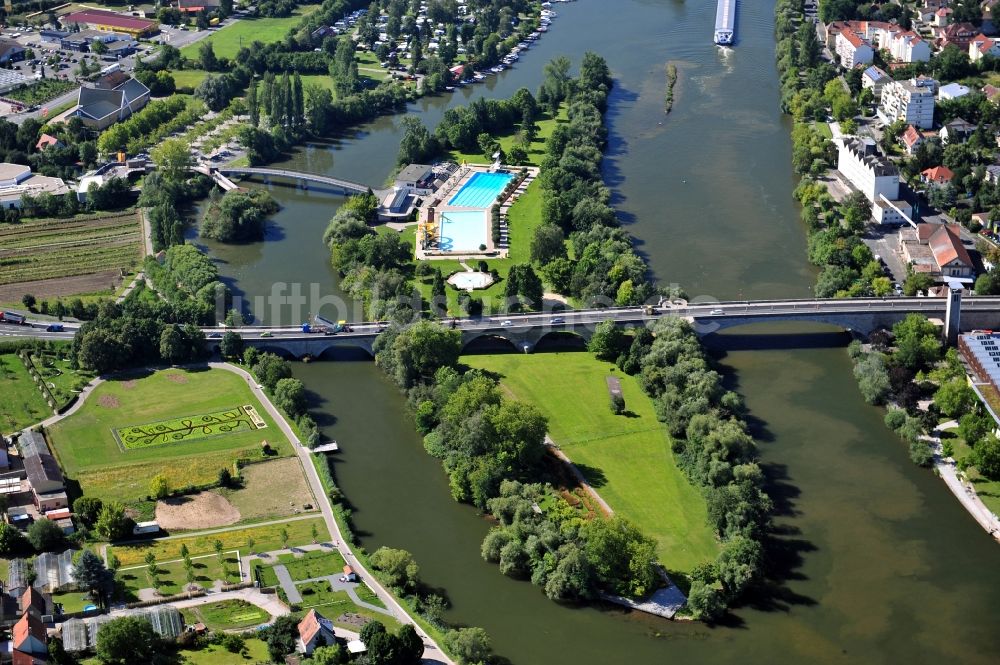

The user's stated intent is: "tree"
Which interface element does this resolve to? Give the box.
[958,412,991,447]
[892,314,942,370]
[220,330,244,358]
[375,321,462,388]
[443,627,491,665]
[280,528,289,549]
[588,320,626,361]
[73,550,113,608]
[0,522,30,557]
[853,353,890,405]
[198,40,219,71]
[687,580,726,622]
[159,324,187,365]
[95,502,134,541]
[370,547,420,591]
[150,138,192,181]
[27,518,66,552]
[265,614,299,662]
[311,644,347,665]
[196,74,236,112]
[975,435,1000,478]
[398,116,438,166]
[21,294,36,311]
[149,473,171,500]
[273,377,307,418]
[95,616,161,665]
[934,379,976,418]
[715,535,763,599]
[73,496,103,527]
[396,624,423,665]
[252,353,291,392]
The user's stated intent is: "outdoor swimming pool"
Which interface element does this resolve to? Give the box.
[438,210,488,252]
[448,172,514,208]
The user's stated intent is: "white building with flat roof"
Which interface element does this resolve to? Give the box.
[878,78,935,129]
[0,163,70,210]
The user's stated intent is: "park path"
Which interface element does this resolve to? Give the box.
[213,363,454,665]
[927,422,1000,541]
[543,435,615,517]
[273,565,302,604]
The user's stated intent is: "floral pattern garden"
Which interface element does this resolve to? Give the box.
[113,405,266,450]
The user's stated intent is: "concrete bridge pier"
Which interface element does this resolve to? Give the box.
[945,286,962,347]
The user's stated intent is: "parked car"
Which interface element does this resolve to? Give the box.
[500,320,513,327]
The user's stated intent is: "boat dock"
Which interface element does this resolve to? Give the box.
[309,442,340,454]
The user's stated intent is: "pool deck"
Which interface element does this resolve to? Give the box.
[414,164,539,261]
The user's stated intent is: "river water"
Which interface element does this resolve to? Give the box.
[202,0,1000,662]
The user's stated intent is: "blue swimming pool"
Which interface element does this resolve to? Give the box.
[448,172,515,208]
[438,210,487,252]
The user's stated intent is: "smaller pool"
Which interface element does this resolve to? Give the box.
[84,605,97,612]
[438,210,487,252]
[448,271,495,290]
[448,172,515,208]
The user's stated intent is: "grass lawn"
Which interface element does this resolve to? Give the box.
[449,106,568,168]
[295,580,400,630]
[257,549,347,584]
[52,590,93,613]
[46,367,292,503]
[462,351,720,572]
[814,122,833,139]
[170,69,210,90]
[111,516,329,566]
[0,353,51,435]
[82,638,270,665]
[180,8,320,60]
[123,553,243,597]
[180,599,269,631]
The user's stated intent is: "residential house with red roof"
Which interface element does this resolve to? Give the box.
[11,611,47,658]
[936,22,978,49]
[899,223,976,280]
[921,165,956,187]
[901,125,932,154]
[969,33,1000,60]
[297,609,336,655]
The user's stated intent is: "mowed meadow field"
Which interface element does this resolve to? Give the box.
[46,367,292,502]
[463,351,720,572]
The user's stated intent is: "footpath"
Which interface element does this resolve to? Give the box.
[927,421,1000,541]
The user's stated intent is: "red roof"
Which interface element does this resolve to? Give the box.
[12,612,45,650]
[841,31,867,48]
[922,165,955,183]
[929,224,973,268]
[35,133,59,150]
[298,609,323,646]
[62,9,157,31]
[20,588,46,615]
[902,125,923,147]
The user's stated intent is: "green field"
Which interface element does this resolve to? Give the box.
[462,352,720,572]
[180,8,319,60]
[114,404,266,450]
[25,351,94,412]
[256,550,347,586]
[0,353,51,434]
[181,599,269,631]
[110,517,328,566]
[83,638,270,665]
[46,367,292,503]
[120,553,241,597]
[0,212,143,288]
[169,69,210,90]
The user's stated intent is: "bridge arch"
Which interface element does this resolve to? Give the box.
[461,333,522,354]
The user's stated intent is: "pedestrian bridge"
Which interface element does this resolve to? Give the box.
[216,167,373,195]
[212,294,1000,358]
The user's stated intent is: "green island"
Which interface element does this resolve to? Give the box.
[463,351,719,572]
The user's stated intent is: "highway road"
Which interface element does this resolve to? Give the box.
[4,296,998,343]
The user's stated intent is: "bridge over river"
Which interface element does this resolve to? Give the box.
[9,295,997,355]
[214,292,996,357]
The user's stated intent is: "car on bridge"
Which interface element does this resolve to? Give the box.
[710,309,725,315]
[500,320,513,327]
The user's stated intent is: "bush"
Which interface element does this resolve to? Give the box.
[884,409,907,431]
[609,392,625,414]
[909,440,934,467]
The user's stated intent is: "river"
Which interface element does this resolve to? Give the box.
[200,0,1000,662]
